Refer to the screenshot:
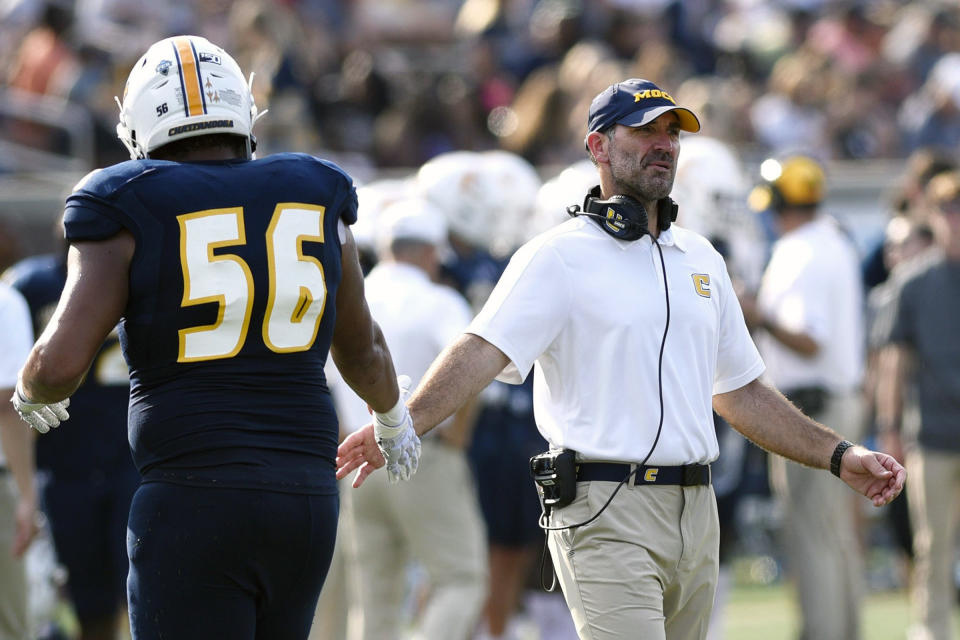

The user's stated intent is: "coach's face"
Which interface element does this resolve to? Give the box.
[607,111,681,202]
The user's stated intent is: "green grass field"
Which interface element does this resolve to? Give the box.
[50,572,960,640]
[723,583,960,640]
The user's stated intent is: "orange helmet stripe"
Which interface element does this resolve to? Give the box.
[172,37,206,117]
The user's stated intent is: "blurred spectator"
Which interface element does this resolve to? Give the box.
[740,155,867,640]
[4,237,136,640]
[899,52,960,153]
[0,281,38,639]
[890,5,960,88]
[4,2,80,152]
[749,50,831,155]
[7,2,77,98]
[825,63,901,159]
[805,3,887,76]
[862,148,957,290]
[340,197,488,640]
[891,147,959,221]
[863,215,934,579]
[877,170,960,640]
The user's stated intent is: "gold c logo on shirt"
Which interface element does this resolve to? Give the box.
[644,468,659,482]
[692,273,711,298]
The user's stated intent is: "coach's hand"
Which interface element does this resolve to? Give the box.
[839,445,906,507]
[336,375,421,487]
[10,383,70,434]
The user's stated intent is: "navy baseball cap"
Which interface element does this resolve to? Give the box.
[585,78,700,146]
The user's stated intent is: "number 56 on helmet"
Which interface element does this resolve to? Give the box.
[115,35,265,160]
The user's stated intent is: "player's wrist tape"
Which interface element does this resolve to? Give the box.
[15,383,34,405]
[377,396,408,428]
[830,440,853,478]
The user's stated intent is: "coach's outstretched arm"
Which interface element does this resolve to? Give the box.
[337,333,508,487]
[714,377,906,507]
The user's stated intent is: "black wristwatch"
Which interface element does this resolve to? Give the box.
[830,440,854,478]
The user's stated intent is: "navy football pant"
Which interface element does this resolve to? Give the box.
[42,464,139,623]
[127,482,338,640]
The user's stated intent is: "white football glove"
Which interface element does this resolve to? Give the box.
[373,375,421,484]
[10,384,70,434]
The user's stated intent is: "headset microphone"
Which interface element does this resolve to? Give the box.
[567,186,678,241]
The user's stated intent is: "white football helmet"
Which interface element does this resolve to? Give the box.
[528,159,598,242]
[355,176,415,255]
[115,35,264,159]
[479,150,542,257]
[416,151,496,251]
[672,136,765,290]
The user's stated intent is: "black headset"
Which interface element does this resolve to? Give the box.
[567,185,678,241]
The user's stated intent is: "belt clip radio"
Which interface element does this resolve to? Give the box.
[530,449,577,514]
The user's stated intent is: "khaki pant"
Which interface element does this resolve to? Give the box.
[0,474,29,640]
[348,439,488,640]
[769,391,865,640]
[548,480,719,640]
[906,447,960,640]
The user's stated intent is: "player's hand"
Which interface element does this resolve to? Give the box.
[839,445,906,507]
[372,376,420,484]
[10,384,70,434]
[336,375,421,487]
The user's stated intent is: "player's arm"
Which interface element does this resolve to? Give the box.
[713,377,905,507]
[19,232,134,403]
[330,225,399,413]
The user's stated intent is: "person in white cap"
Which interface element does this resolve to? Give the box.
[336,197,488,640]
[0,282,36,639]
[338,77,906,640]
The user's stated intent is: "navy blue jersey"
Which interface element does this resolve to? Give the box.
[4,254,131,477]
[440,246,509,312]
[62,153,356,494]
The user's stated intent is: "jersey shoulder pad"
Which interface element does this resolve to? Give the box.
[273,153,358,224]
[70,160,159,200]
[264,153,356,185]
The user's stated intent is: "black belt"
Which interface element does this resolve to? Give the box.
[577,462,711,486]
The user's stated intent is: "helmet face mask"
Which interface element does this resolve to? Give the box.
[116,35,262,160]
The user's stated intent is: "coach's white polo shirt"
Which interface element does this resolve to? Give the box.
[467,217,764,465]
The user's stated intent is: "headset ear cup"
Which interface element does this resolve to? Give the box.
[658,197,678,231]
[580,189,649,241]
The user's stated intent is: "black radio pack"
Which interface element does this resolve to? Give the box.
[529,449,577,514]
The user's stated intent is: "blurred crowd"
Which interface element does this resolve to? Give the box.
[6,0,960,174]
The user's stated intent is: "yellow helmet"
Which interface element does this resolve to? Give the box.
[748,155,825,211]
